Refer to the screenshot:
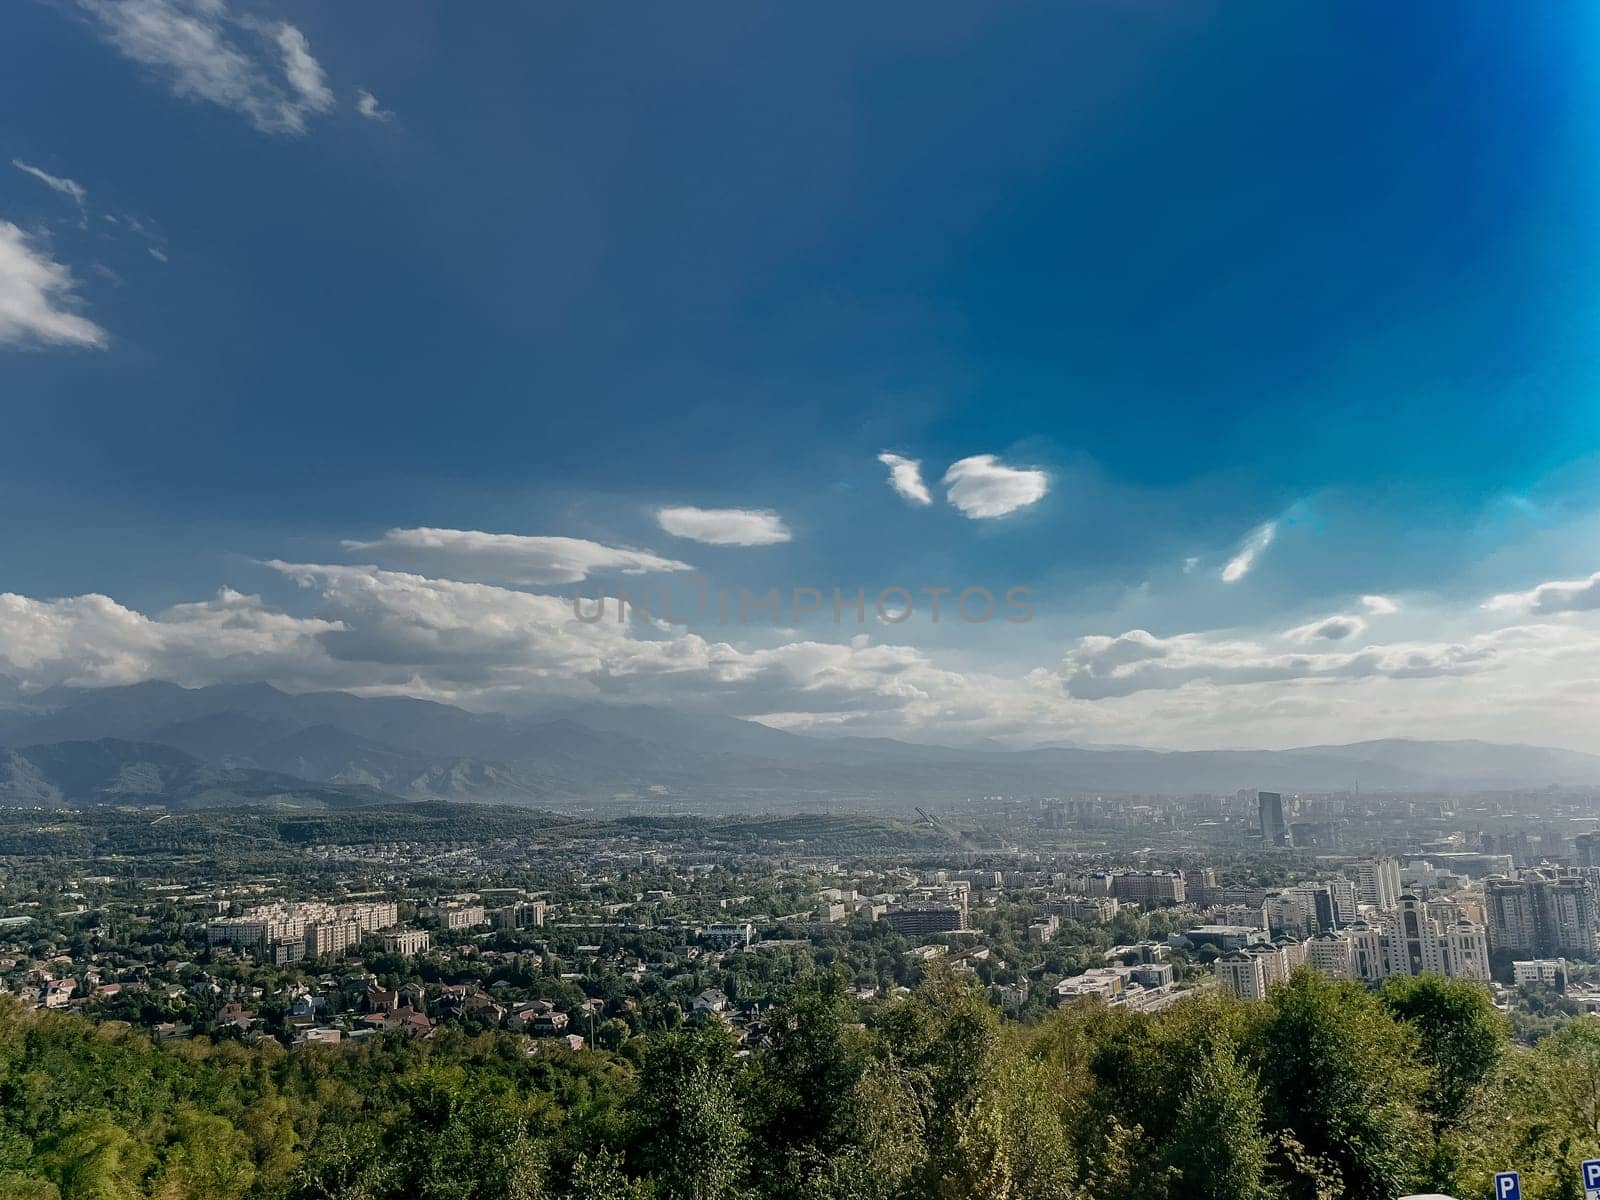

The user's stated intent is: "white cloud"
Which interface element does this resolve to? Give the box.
[1220,520,1277,583]
[877,452,932,505]
[0,221,107,349]
[355,89,393,122]
[78,0,335,134]
[0,587,339,688]
[11,161,88,217]
[1183,556,1200,574]
[941,454,1049,519]
[275,24,331,116]
[3,560,1600,751]
[1362,594,1399,615]
[341,527,691,585]
[1485,570,1600,615]
[1060,624,1499,700]
[656,506,791,546]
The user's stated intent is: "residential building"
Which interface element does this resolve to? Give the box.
[883,906,964,936]
[304,918,363,959]
[1048,894,1120,924]
[381,928,430,956]
[1215,950,1268,1000]
[701,922,754,949]
[1486,874,1600,957]
[1183,924,1269,952]
[1307,930,1356,979]
[1356,858,1402,911]
[1512,959,1568,990]
[423,903,486,931]
[1109,870,1187,906]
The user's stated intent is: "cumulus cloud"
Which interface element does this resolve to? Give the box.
[1060,625,1499,700]
[263,562,982,718]
[1221,520,1277,583]
[78,0,335,134]
[941,454,1049,519]
[11,161,88,217]
[656,506,791,546]
[1484,570,1600,615]
[355,89,393,122]
[0,587,339,688]
[0,222,107,348]
[341,527,691,585]
[2,561,1600,750]
[1283,614,1367,644]
[877,452,932,505]
[1362,594,1399,615]
[0,563,1042,734]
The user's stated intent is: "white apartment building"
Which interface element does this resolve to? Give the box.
[1356,858,1403,911]
[1049,894,1121,924]
[382,928,430,956]
[423,903,486,931]
[304,918,363,959]
[1512,959,1567,988]
[1307,930,1355,979]
[1298,903,1490,985]
[1215,950,1269,1000]
[207,899,399,950]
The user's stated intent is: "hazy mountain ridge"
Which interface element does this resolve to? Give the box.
[0,738,401,810]
[0,681,1597,808]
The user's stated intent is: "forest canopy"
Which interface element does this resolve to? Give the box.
[1,967,1596,1200]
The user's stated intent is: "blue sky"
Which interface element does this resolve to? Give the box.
[4,1,1600,750]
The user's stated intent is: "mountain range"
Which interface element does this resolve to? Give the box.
[0,679,1597,809]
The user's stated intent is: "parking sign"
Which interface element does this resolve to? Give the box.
[1496,1171,1520,1200]
[1582,1158,1600,1200]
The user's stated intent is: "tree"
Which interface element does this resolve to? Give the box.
[35,1111,150,1200]
[1380,974,1508,1129]
[560,1151,646,1200]
[746,974,866,1199]
[1259,970,1428,1200]
[1534,1017,1600,1141]
[878,963,1002,1196]
[1164,1036,1273,1200]
[629,1025,749,1200]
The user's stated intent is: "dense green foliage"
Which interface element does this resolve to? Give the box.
[0,967,1592,1200]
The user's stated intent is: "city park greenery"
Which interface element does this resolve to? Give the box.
[1,966,1598,1200]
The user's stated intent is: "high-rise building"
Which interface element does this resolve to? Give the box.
[1109,870,1187,906]
[1485,874,1600,957]
[1258,791,1289,848]
[1485,879,1540,956]
[1305,905,1489,985]
[1215,950,1269,999]
[1355,858,1402,911]
[1387,894,1450,976]
[1346,921,1387,983]
[305,918,363,959]
[882,906,964,936]
[1442,920,1492,983]
[1327,878,1358,925]
[1576,833,1600,869]
[1307,930,1356,979]
[1542,876,1600,955]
